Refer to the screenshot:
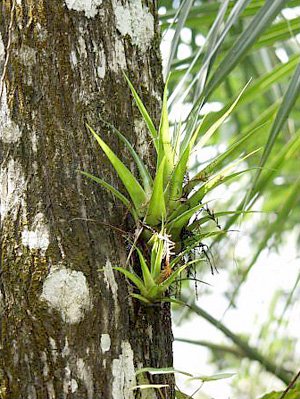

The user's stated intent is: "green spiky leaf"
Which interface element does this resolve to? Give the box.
[87,124,147,214]
[99,117,153,196]
[113,267,145,293]
[158,75,174,184]
[80,171,138,221]
[145,157,167,226]
[135,246,156,290]
[123,73,158,151]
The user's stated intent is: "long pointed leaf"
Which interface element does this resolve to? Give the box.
[113,267,145,292]
[87,124,147,214]
[151,236,165,281]
[123,73,158,151]
[135,246,156,290]
[167,145,190,212]
[186,103,277,193]
[146,157,167,226]
[203,0,290,99]
[99,117,153,196]
[130,293,152,304]
[192,81,250,154]
[158,75,174,184]
[168,0,250,109]
[223,62,300,232]
[167,200,212,241]
[168,117,207,211]
[188,54,297,144]
[253,60,300,189]
[164,0,194,79]
[224,132,300,232]
[158,264,189,290]
[80,171,138,221]
[187,210,260,232]
[171,151,260,221]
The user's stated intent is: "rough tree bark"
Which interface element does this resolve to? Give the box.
[0,1,174,398]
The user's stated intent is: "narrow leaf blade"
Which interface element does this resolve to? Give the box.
[158,75,174,183]
[80,171,138,221]
[87,124,147,214]
[99,117,153,195]
[123,73,158,151]
[146,157,167,226]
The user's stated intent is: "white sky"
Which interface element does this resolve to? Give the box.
[172,228,300,398]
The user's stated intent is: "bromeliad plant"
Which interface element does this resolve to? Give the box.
[113,226,191,304]
[81,75,258,304]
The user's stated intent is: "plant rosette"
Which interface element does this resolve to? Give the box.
[82,75,259,303]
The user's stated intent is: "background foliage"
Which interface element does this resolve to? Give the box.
[158,0,300,397]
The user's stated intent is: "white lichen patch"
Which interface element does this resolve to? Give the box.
[78,35,88,59]
[63,364,72,396]
[146,324,153,341]
[62,337,70,357]
[76,358,94,399]
[0,33,4,63]
[71,379,78,393]
[27,384,37,399]
[103,258,118,302]
[101,333,111,353]
[41,351,49,377]
[41,351,56,398]
[0,159,25,218]
[46,381,55,399]
[65,0,103,18]
[93,41,106,79]
[112,341,136,399]
[31,130,38,152]
[111,37,127,72]
[15,44,37,67]
[35,22,48,43]
[70,50,78,67]
[12,340,19,366]
[40,267,92,324]
[49,337,58,361]
[0,85,22,143]
[22,212,50,252]
[113,0,154,52]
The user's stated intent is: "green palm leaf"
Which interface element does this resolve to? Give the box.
[203,0,290,99]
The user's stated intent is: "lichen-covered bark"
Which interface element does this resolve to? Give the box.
[0,1,174,398]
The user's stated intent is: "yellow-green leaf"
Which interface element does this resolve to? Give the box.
[123,73,158,151]
[87,124,147,214]
[158,75,174,184]
[146,157,167,226]
[80,171,138,221]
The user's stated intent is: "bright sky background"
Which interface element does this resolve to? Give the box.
[173,230,300,398]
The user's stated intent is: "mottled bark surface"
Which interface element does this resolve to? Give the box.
[0,1,174,398]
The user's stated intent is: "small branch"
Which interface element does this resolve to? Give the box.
[175,337,245,358]
[181,295,292,385]
[279,370,300,399]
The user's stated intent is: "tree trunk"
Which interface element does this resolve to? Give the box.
[0,1,174,398]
